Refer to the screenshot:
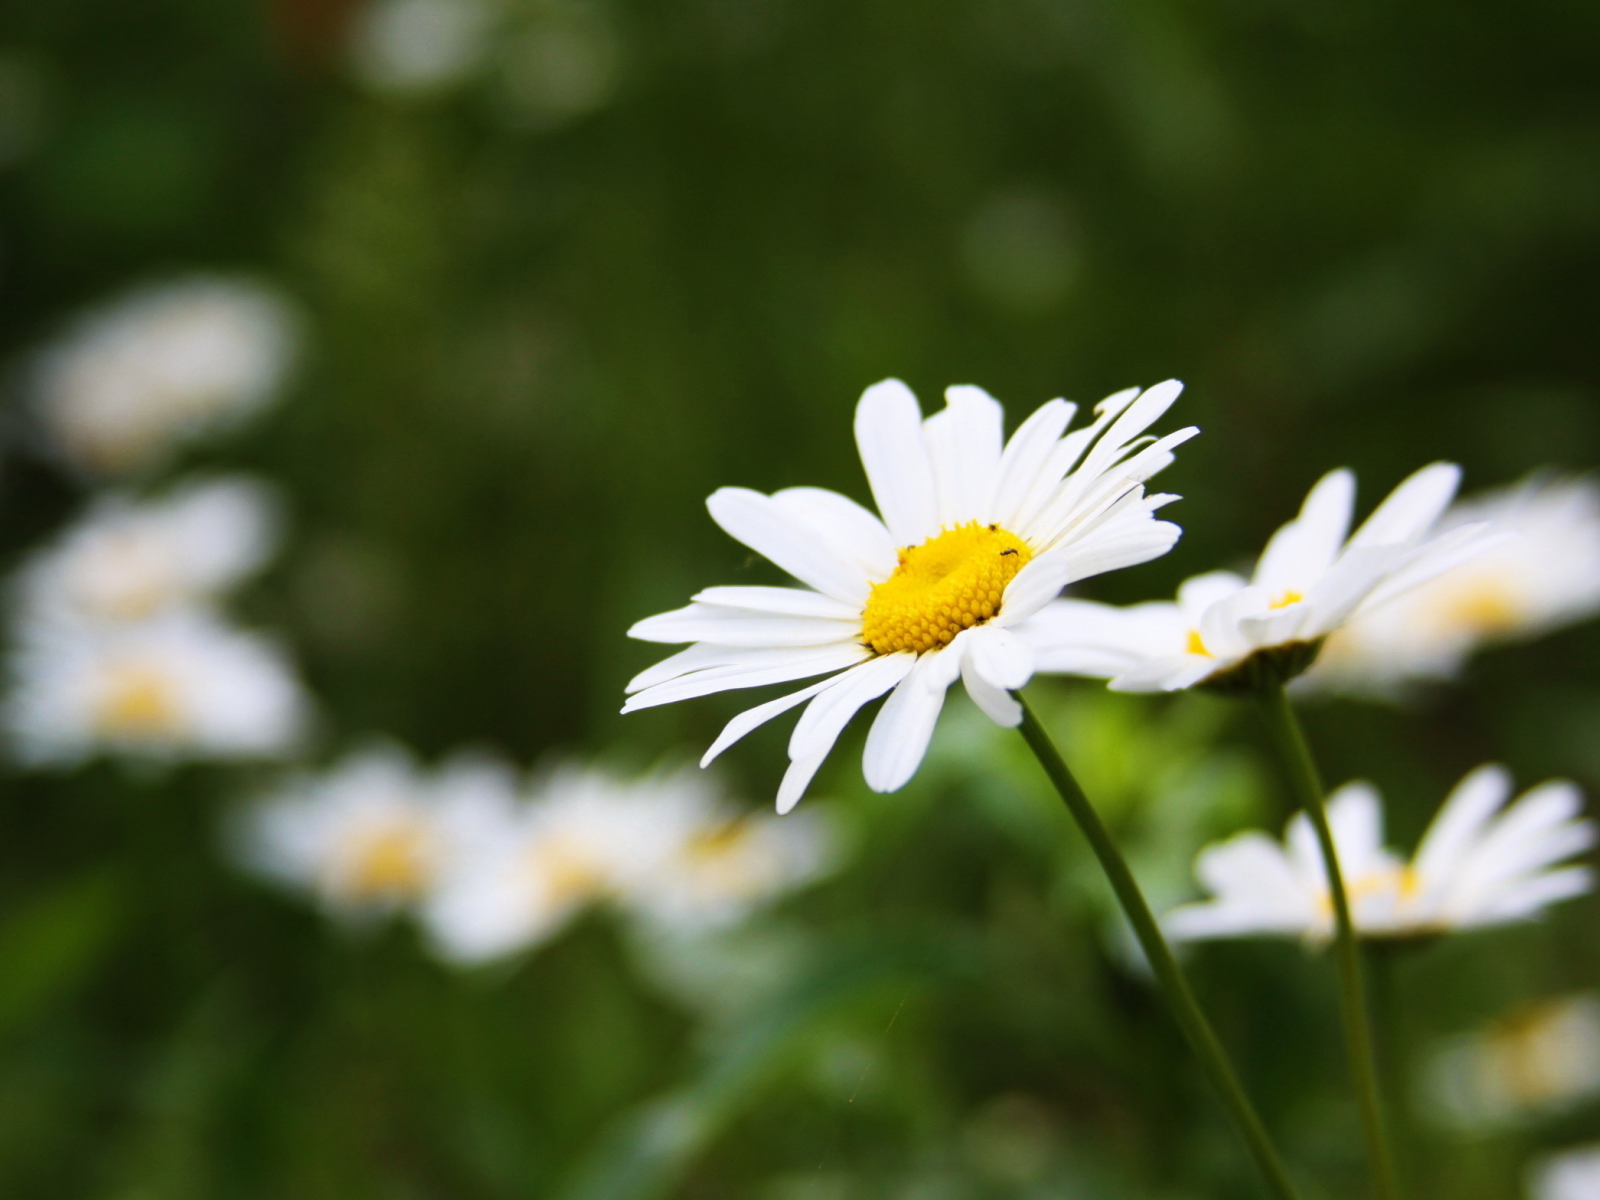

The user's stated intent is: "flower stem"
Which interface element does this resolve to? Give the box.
[1016,693,1304,1200]
[1256,678,1402,1200]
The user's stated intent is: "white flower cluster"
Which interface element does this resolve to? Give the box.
[4,478,308,765]
[7,274,308,767]
[233,745,840,965]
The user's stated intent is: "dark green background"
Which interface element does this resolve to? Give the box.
[0,0,1596,1196]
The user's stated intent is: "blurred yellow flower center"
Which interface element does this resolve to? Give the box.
[344,827,431,900]
[687,818,751,863]
[862,522,1032,655]
[1439,581,1521,636]
[533,839,607,904]
[97,665,182,736]
[1186,629,1210,656]
[1271,589,1304,609]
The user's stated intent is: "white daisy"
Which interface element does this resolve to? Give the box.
[17,476,279,624]
[624,378,1197,812]
[1302,476,1600,697]
[1029,464,1498,692]
[4,608,308,766]
[1531,1144,1600,1200]
[422,765,698,964]
[30,276,297,475]
[1425,996,1600,1131]
[616,778,838,933]
[1165,765,1594,943]
[233,743,519,918]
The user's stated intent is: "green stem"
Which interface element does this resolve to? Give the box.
[1016,694,1303,1200]
[1256,678,1402,1200]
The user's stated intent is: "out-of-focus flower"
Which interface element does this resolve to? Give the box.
[30,277,298,475]
[1031,465,1497,692]
[350,0,493,95]
[1165,765,1593,943]
[1530,1143,1600,1200]
[1302,477,1600,697]
[233,744,517,918]
[625,379,1195,812]
[497,4,621,127]
[423,766,839,964]
[1426,995,1600,1130]
[17,476,279,624]
[617,778,836,933]
[4,609,307,766]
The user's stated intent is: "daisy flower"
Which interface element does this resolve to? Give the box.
[233,743,519,918]
[4,608,308,766]
[1165,765,1594,943]
[624,379,1197,812]
[1425,995,1600,1131]
[422,765,702,964]
[17,476,279,624]
[1303,476,1600,697]
[1531,1144,1600,1200]
[1030,464,1497,693]
[30,276,298,475]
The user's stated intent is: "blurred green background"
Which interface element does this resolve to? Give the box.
[0,0,1598,1196]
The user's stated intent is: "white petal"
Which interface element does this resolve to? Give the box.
[1411,764,1512,885]
[861,650,961,792]
[629,602,860,647]
[691,585,860,620]
[1302,544,1407,636]
[1348,462,1461,549]
[777,653,917,813]
[854,379,940,547]
[622,643,870,712]
[990,398,1076,530]
[924,385,1004,526]
[770,487,898,581]
[699,677,836,767]
[963,625,1035,690]
[707,487,873,605]
[960,655,1021,726]
[1253,469,1355,598]
[1176,571,1248,625]
[1022,598,1188,677]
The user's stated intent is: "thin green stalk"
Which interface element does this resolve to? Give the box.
[1256,678,1402,1200]
[1016,693,1303,1200]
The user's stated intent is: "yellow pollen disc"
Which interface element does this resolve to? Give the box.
[97,666,182,736]
[861,522,1032,655]
[534,840,607,905]
[1270,589,1304,610]
[1185,629,1210,656]
[1438,582,1522,637]
[345,827,430,900]
[687,818,752,863]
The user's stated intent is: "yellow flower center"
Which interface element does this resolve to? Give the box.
[1437,581,1522,637]
[342,826,431,901]
[1271,589,1304,609]
[861,522,1032,655]
[532,838,608,905]
[97,665,183,736]
[1186,629,1210,656]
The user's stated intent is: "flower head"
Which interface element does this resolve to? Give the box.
[4,609,307,766]
[1531,1143,1600,1200]
[234,744,518,918]
[1165,765,1593,943]
[1031,464,1497,692]
[1302,476,1600,697]
[30,277,297,475]
[625,379,1196,811]
[1425,995,1600,1131]
[17,476,279,625]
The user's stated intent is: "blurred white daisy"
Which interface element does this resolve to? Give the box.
[1165,765,1593,943]
[234,743,518,919]
[30,277,298,475]
[616,779,838,933]
[1302,477,1600,697]
[1030,465,1497,692]
[625,379,1196,811]
[4,609,307,766]
[1425,995,1600,1131]
[422,765,692,964]
[1530,1143,1600,1200]
[350,0,493,95]
[17,476,279,624]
